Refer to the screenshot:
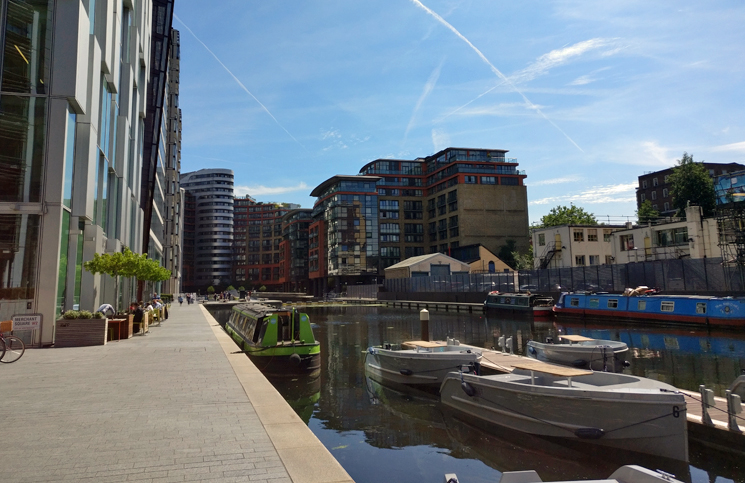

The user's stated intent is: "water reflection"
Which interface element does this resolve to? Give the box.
[208,305,745,483]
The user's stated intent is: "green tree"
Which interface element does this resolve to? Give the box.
[538,204,597,227]
[636,199,659,224]
[207,286,215,295]
[497,240,518,269]
[669,152,716,217]
[512,244,534,270]
[227,285,236,291]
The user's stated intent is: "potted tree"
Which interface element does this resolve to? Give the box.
[54,310,108,347]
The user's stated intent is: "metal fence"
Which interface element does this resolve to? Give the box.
[383,257,744,294]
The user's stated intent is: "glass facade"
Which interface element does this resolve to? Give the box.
[0,214,40,312]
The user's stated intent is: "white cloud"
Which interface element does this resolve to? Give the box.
[234,182,310,197]
[530,175,583,186]
[510,38,622,85]
[712,141,745,153]
[640,141,676,167]
[431,128,451,152]
[530,182,637,205]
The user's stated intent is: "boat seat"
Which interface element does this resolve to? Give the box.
[498,470,543,483]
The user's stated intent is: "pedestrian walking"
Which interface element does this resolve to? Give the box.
[178,295,183,305]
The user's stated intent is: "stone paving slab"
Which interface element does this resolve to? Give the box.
[0,303,353,483]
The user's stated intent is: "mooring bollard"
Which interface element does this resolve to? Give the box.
[420,308,430,342]
[699,385,715,426]
[726,390,742,432]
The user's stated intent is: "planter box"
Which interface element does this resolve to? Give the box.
[108,315,134,340]
[55,319,108,347]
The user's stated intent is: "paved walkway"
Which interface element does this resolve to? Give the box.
[1,304,353,483]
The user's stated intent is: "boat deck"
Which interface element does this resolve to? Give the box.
[406,339,745,452]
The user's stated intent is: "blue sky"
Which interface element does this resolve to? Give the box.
[174,1,745,225]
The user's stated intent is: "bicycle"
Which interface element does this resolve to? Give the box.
[0,333,25,363]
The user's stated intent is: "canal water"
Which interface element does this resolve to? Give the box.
[207,304,745,483]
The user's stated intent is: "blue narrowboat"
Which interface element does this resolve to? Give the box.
[553,292,745,327]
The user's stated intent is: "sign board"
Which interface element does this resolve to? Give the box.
[12,314,42,331]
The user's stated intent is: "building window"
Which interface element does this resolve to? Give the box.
[664,202,670,211]
[663,188,668,198]
[603,229,612,242]
[587,229,598,242]
[642,180,647,189]
[605,255,613,265]
[538,234,545,246]
[575,255,585,266]
[640,193,645,202]
[653,204,658,210]
[620,235,634,251]
[480,176,496,184]
[464,176,477,184]
[651,191,657,200]
[573,230,584,242]
[589,255,599,265]
[653,178,658,186]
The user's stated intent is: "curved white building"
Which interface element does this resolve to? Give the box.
[181,169,234,289]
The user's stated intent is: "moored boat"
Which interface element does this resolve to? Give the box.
[440,360,688,462]
[553,291,745,327]
[527,334,630,372]
[484,291,555,316]
[226,303,320,377]
[365,339,481,389]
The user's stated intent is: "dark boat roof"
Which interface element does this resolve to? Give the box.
[232,302,291,318]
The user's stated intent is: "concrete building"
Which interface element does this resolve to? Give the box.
[532,225,627,269]
[180,169,234,291]
[532,206,719,270]
[0,0,176,345]
[449,244,512,274]
[637,163,744,216]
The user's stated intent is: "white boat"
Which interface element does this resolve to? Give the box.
[446,465,685,483]
[440,360,688,462]
[527,334,630,372]
[365,339,482,388]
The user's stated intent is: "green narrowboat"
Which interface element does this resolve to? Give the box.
[226,303,321,377]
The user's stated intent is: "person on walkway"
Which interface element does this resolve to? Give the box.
[178,295,183,305]
[96,303,115,317]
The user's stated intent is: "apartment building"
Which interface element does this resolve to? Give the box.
[180,169,234,291]
[278,209,312,293]
[308,147,529,295]
[232,196,298,290]
[637,163,744,216]
[0,0,176,345]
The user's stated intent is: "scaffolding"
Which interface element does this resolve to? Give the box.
[714,171,745,290]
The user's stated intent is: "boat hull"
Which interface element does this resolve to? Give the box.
[554,293,745,327]
[365,346,481,388]
[527,340,629,372]
[484,292,554,317]
[440,370,688,462]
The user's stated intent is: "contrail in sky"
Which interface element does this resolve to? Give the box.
[404,59,445,144]
[174,14,305,150]
[409,0,584,153]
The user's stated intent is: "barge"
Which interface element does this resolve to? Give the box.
[553,291,745,327]
[226,303,321,377]
[484,291,554,316]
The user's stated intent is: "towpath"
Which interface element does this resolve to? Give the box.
[0,304,353,483]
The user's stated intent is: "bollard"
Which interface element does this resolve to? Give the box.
[420,309,430,342]
[699,385,715,426]
[726,390,742,433]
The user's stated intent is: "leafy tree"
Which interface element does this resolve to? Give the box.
[207,286,215,295]
[512,244,534,270]
[538,204,596,227]
[227,285,236,291]
[497,240,518,269]
[669,152,716,217]
[238,286,246,291]
[636,200,659,224]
